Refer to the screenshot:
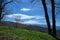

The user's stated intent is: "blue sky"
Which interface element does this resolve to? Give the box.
[3,0,60,26]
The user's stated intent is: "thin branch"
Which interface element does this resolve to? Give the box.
[0,0,4,4]
[30,0,35,3]
[31,0,40,8]
[2,0,13,9]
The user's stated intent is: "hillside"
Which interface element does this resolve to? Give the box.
[0,21,60,35]
[0,26,56,40]
[0,21,26,28]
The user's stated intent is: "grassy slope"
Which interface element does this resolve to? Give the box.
[0,26,56,40]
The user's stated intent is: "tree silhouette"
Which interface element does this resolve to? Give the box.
[41,0,51,35]
[12,15,20,28]
[51,0,56,36]
[0,0,13,22]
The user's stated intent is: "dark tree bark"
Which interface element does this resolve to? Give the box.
[51,0,56,36]
[0,0,13,22]
[41,0,51,35]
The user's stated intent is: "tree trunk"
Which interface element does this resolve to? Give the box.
[51,0,56,36]
[41,0,51,35]
[0,8,2,22]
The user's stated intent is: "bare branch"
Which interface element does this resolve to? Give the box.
[0,0,4,4]
[0,0,14,21]
[30,0,35,3]
[2,0,13,9]
[31,0,40,7]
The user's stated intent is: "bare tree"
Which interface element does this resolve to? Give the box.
[51,0,56,36]
[41,0,51,35]
[30,0,52,35]
[0,0,13,22]
[13,15,20,28]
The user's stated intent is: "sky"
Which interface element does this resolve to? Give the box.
[3,0,60,26]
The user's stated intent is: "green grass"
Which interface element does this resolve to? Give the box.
[0,26,56,40]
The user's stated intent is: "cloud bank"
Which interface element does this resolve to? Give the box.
[22,20,46,25]
[5,14,45,24]
[6,14,44,19]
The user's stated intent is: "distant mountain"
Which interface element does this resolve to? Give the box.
[0,21,26,28]
[25,25,60,35]
[35,24,60,30]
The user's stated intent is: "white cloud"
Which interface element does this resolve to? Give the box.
[5,14,44,19]
[22,20,46,24]
[22,20,40,24]
[34,16,44,19]
[20,8,31,11]
[5,14,46,25]
[6,15,13,17]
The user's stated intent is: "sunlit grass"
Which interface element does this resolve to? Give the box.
[0,26,56,40]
